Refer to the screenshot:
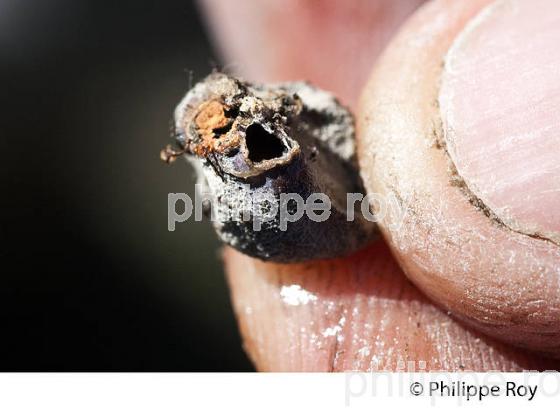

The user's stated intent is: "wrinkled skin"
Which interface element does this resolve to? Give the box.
[359,0,560,357]
[170,73,375,262]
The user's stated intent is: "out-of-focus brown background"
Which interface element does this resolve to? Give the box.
[0,0,253,370]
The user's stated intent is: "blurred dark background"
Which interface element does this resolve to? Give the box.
[0,0,253,370]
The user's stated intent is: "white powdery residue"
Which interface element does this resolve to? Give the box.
[321,316,346,340]
[322,326,340,337]
[279,284,317,306]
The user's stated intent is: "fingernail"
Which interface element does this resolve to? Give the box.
[439,0,560,244]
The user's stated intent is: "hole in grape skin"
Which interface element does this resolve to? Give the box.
[245,123,285,162]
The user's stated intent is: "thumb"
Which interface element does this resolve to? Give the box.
[359,0,560,357]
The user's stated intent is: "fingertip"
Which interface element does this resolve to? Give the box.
[223,243,555,371]
[357,0,560,356]
[198,0,426,105]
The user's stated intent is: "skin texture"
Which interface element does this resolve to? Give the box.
[438,0,560,245]
[359,0,560,356]
[225,243,553,371]
[199,0,560,370]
